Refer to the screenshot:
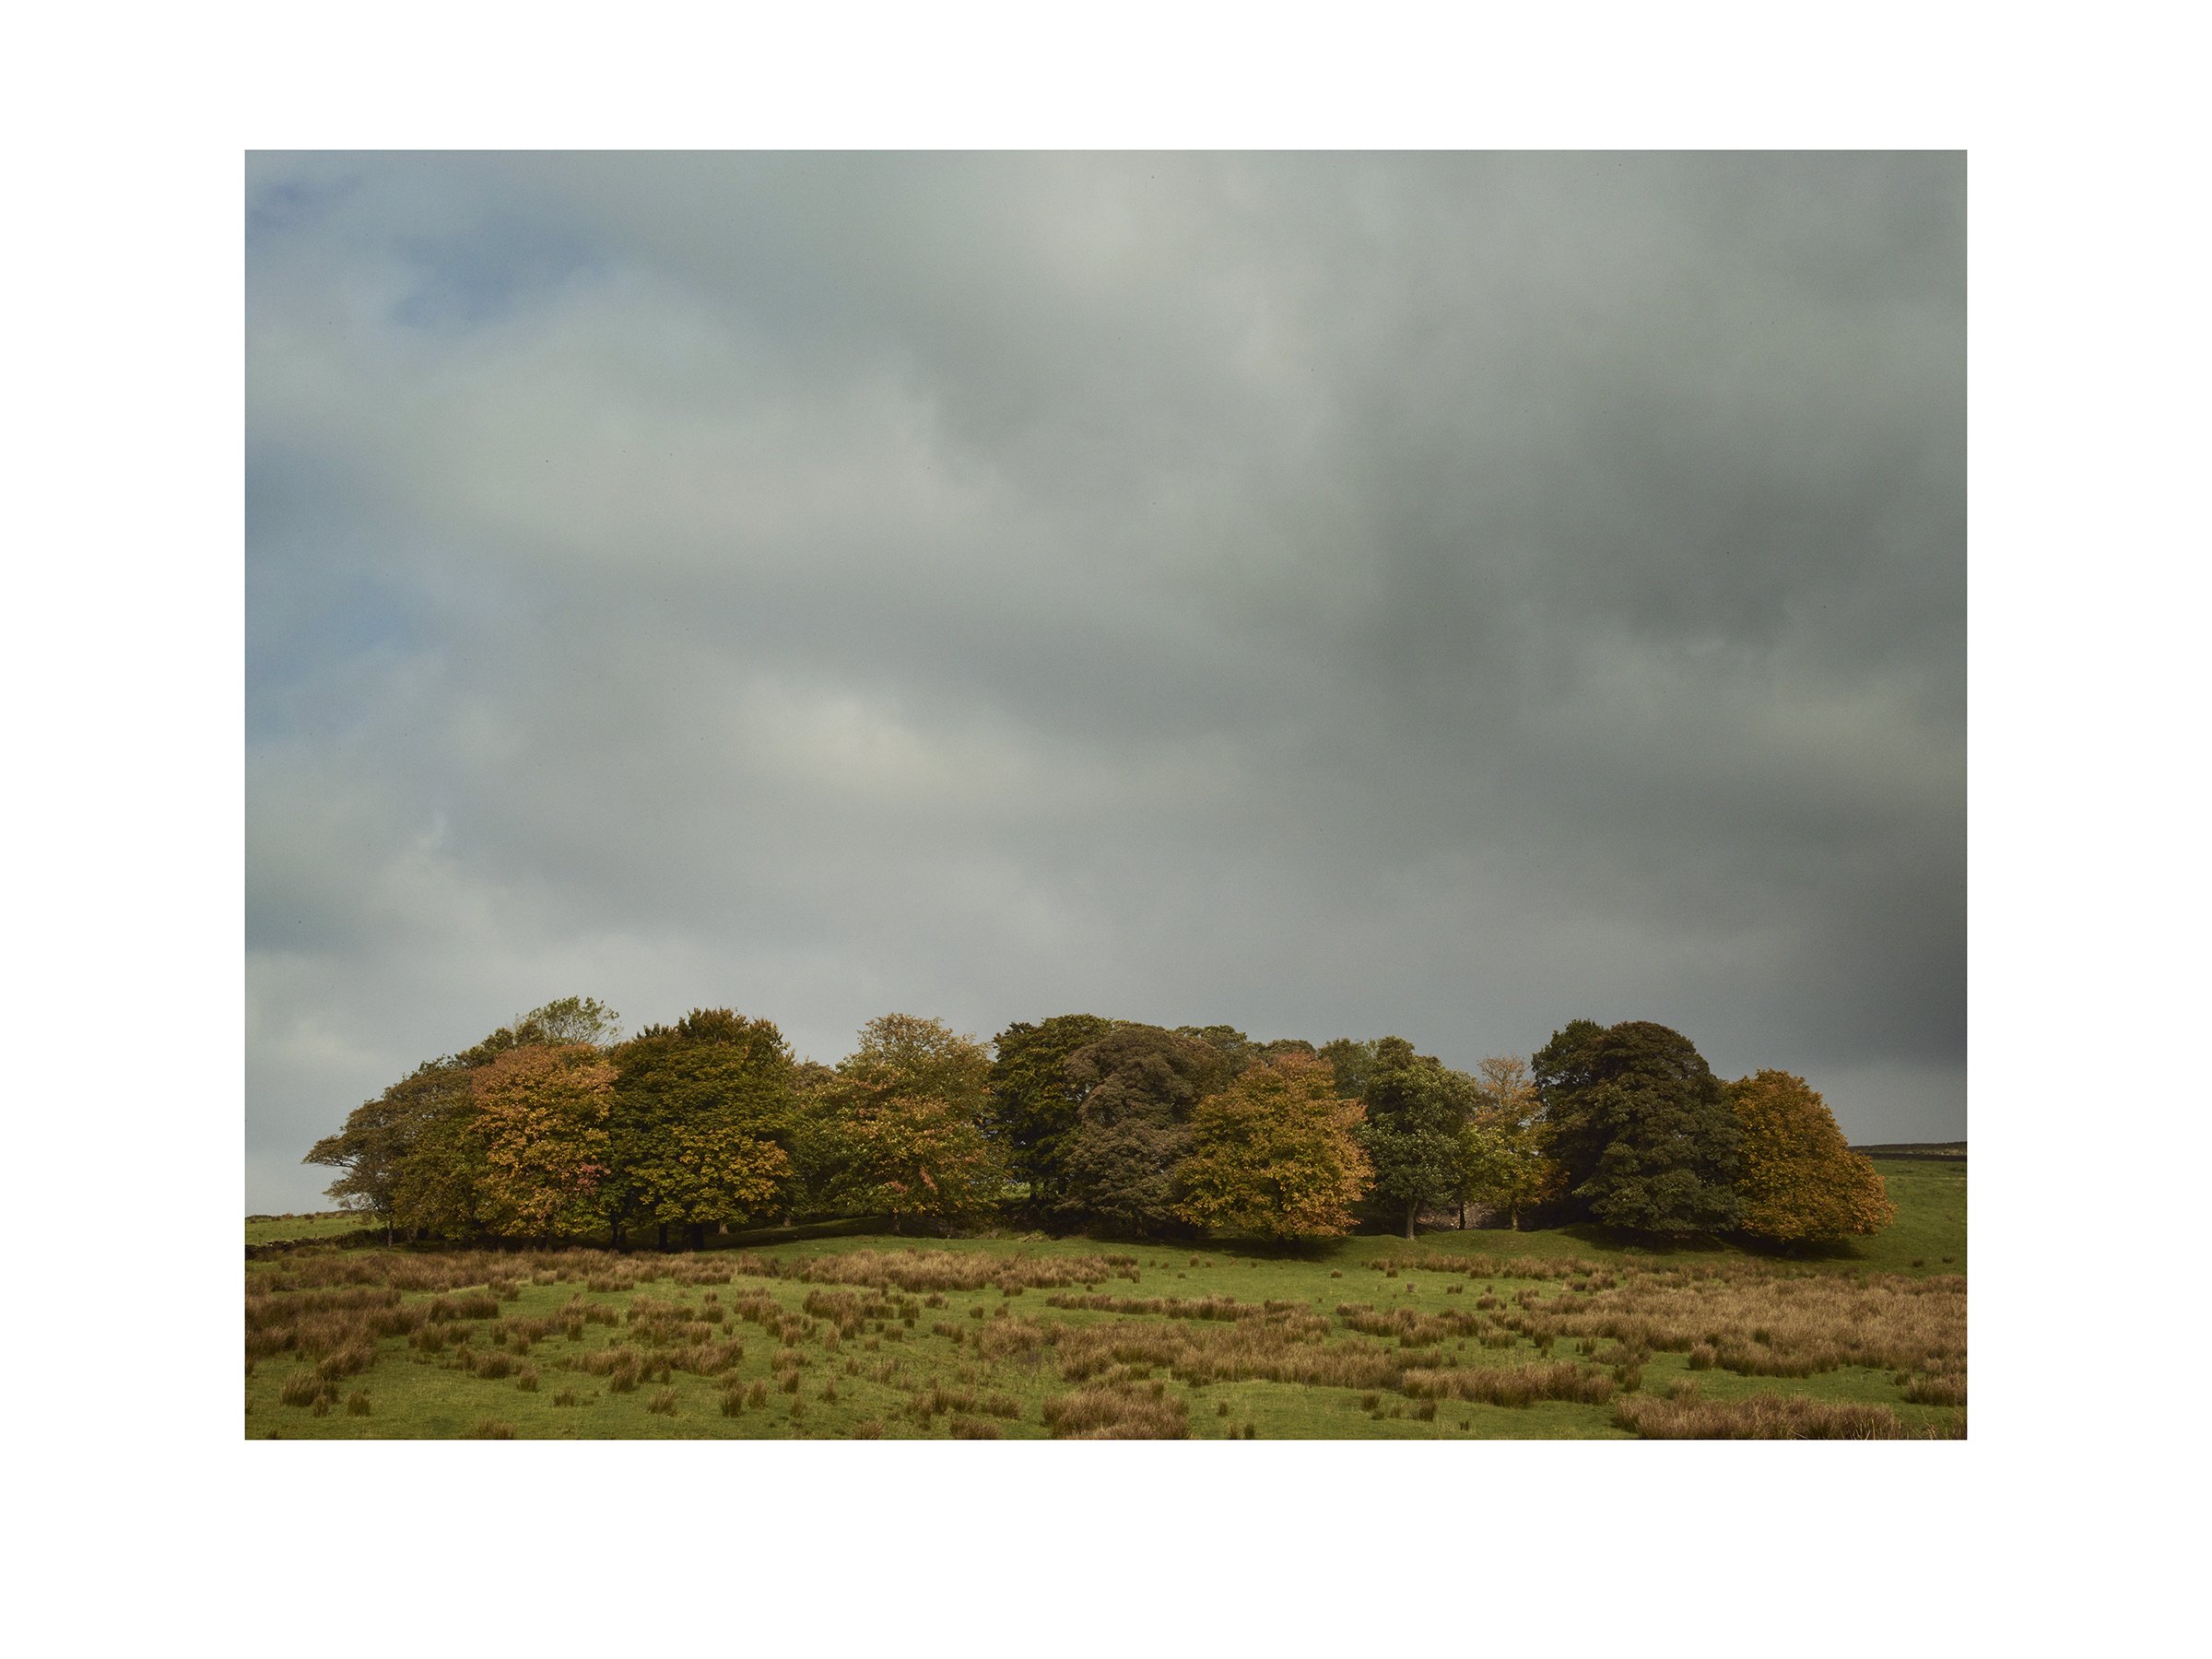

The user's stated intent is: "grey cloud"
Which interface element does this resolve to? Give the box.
[246,151,1965,1210]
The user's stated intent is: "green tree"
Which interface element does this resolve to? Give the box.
[1177,1053,1372,1240]
[1320,1038,1382,1102]
[1728,1069,1895,1244]
[1058,1025,1231,1237]
[508,994,622,1048]
[1534,1018,1742,1235]
[1172,1025,1265,1072]
[1353,1037,1477,1240]
[987,1013,1119,1217]
[820,1015,1003,1233]
[607,1008,798,1250]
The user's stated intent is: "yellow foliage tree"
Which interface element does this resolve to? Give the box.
[825,1015,1005,1232]
[1727,1069,1896,1244]
[1460,1054,1566,1230]
[1177,1053,1373,1240]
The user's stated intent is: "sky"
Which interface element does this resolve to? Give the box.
[245,151,1965,1213]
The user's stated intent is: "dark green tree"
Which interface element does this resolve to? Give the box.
[1350,1037,1477,1240]
[1058,1025,1233,1237]
[1533,1018,1742,1234]
[986,1014,1119,1217]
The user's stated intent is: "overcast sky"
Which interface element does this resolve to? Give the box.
[245,151,1964,1213]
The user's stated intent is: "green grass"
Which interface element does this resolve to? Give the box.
[246,1159,1962,1441]
[1850,1159,1967,1273]
[246,1212,389,1245]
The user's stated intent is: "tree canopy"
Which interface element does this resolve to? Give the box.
[303,1000,1886,1253]
[1352,1037,1477,1239]
[1460,1053,1561,1230]
[1534,1018,1742,1234]
[820,1015,1003,1232]
[1728,1069,1896,1244]
[606,1008,797,1248]
[472,1042,616,1240]
[1057,1025,1230,1236]
[986,1013,1119,1215]
[304,996,621,1240]
[1177,1053,1372,1239]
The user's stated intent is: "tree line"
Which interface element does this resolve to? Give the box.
[305,998,1894,1249]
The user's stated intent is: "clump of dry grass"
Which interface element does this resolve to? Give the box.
[1041,1381,1190,1440]
[951,1418,1002,1439]
[466,1418,516,1440]
[648,1387,679,1416]
[1401,1363,1615,1408]
[772,1248,1141,1297]
[346,1391,371,1417]
[1480,1262,1965,1382]
[1614,1392,1962,1440]
[851,1418,884,1439]
[1045,1293,1266,1323]
[1901,1371,1967,1406]
[427,1293,501,1324]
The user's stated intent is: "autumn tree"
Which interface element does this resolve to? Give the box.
[1534,1018,1742,1234]
[606,1008,797,1250]
[820,1014,1004,1232]
[1728,1069,1896,1244]
[1458,1054,1562,1230]
[304,996,619,1241]
[1352,1037,1478,1240]
[471,1043,616,1241]
[1057,1025,1233,1237]
[987,1013,1119,1217]
[1177,1053,1372,1240]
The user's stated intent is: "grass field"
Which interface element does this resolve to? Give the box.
[244,1159,1963,1441]
[247,1212,391,1246]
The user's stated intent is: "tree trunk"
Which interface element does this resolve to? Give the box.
[656,1222,669,1252]
[1404,1201,1417,1241]
[688,1221,705,1252]
[1457,1203,1466,1230]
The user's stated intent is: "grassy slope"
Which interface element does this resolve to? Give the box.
[246,1159,1963,1441]
[246,1213,387,1245]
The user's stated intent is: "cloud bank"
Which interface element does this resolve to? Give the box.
[246,152,1965,1211]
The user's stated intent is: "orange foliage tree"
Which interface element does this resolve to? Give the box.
[1176,1053,1373,1240]
[471,1042,616,1240]
[1727,1069,1896,1244]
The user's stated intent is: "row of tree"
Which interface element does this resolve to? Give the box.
[305,999,1893,1248]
